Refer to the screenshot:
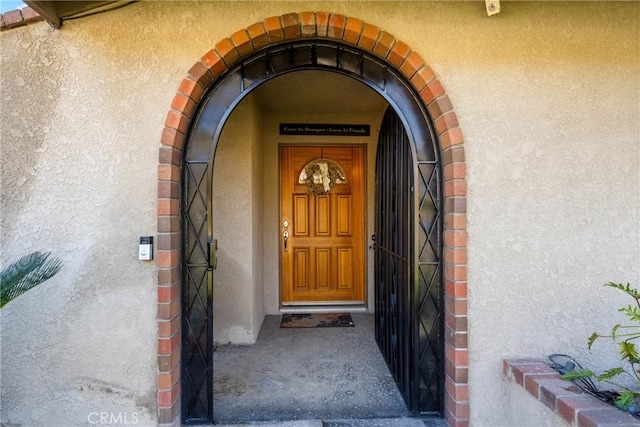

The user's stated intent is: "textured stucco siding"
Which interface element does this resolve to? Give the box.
[213,94,265,344]
[454,5,639,425]
[1,1,638,426]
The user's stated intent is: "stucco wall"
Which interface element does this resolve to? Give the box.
[1,10,162,427]
[1,1,638,426]
[448,4,639,425]
[212,93,265,344]
[251,97,266,343]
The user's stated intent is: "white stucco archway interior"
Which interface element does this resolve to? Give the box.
[212,70,389,344]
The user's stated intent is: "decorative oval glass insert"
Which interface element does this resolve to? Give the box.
[298,159,347,195]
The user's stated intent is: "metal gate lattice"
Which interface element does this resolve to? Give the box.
[375,108,443,415]
[417,160,442,412]
[182,160,213,422]
[182,40,443,424]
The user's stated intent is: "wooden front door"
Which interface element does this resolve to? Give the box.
[280,145,366,304]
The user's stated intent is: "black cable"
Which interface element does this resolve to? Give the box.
[547,354,621,405]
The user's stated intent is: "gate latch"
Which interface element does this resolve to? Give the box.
[208,239,218,270]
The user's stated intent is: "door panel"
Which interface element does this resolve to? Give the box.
[280,145,366,304]
[337,196,352,235]
[315,197,330,235]
[337,248,354,289]
[293,248,309,290]
[315,248,331,289]
[294,196,309,236]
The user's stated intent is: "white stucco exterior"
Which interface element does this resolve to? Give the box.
[1,1,638,426]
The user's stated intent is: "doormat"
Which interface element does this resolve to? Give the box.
[280,313,355,328]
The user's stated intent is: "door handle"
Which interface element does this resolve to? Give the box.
[283,230,289,252]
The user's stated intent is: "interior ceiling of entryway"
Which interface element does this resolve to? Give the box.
[253,70,388,113]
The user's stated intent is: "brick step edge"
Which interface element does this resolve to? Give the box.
[504,358,640,427]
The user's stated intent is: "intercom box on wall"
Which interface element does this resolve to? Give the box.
[139,236,153,261]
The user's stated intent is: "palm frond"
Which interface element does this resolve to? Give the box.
[0,251,63,308]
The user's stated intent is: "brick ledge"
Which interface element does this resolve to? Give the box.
[1,6,43,31]
[504,358,640,427]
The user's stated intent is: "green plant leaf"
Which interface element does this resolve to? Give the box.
[0,252,63,309]
[578,282,640,404]
[597,367,626,381]
[561,369,594,381]
[615,391,636,409]
[587,333,599,350]
[607,282,640,299]
[612,324,621,339]
[619,341,640,361]
[619,305,640,322]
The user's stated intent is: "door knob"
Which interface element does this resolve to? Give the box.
[283,230,289,252]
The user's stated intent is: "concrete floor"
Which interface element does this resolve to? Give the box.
[213,313,434,425]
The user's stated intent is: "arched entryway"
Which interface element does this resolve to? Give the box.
[157,13,468,427]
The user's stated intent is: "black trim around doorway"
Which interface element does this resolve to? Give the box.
[181,40,443,423]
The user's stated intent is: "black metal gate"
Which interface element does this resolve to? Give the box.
[374,107,443,415]
[181,40,443,423]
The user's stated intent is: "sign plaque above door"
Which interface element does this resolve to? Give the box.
[280,123,370,136]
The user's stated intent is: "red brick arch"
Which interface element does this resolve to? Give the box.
[157,12,468,427]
